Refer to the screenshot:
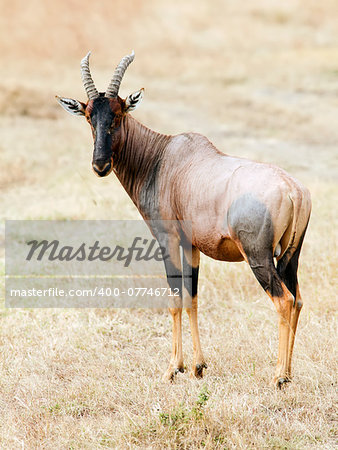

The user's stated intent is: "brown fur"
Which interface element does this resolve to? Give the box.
[58,93,311,388]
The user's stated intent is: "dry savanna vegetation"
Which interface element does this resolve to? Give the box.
[0,0,337,448]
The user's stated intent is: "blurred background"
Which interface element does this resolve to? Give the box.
[1,0,337,222]
[0,1,337,447]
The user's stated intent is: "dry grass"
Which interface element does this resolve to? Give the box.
[0,0,337,448]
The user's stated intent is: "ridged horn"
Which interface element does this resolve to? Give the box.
[105,50,135,98]
[80,52,99,100]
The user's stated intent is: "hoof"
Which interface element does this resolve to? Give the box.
[162,366,184,382]
[191,362,208,379]
[276,376,291,389]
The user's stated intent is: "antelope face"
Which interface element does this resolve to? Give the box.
[56,51,143,178]
[86,95,123,177]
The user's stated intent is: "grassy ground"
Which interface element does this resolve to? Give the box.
[0,0,337,448]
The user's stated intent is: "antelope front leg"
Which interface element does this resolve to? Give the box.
[183,246,207,378]
[158,234,184,382]
[162,306,184,381]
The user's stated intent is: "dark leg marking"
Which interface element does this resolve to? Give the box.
[249,259,284,298]
[228,194,283,297]
[164,258,183,299]
[277,254,299,299]
[182,250,199,299]
[227,194,274,259]
[151,230,183,299]
[277,227,307,300]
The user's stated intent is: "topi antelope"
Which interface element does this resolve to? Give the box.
[56,51,311,388]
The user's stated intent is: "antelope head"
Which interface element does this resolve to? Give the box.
[56,51,144,177]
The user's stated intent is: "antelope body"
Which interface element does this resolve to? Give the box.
[57,52,311,387]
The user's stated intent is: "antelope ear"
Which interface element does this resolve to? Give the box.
[56,95,86,116]
[125,88,144,113]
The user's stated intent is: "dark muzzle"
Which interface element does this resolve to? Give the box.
[92,159,112,177]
